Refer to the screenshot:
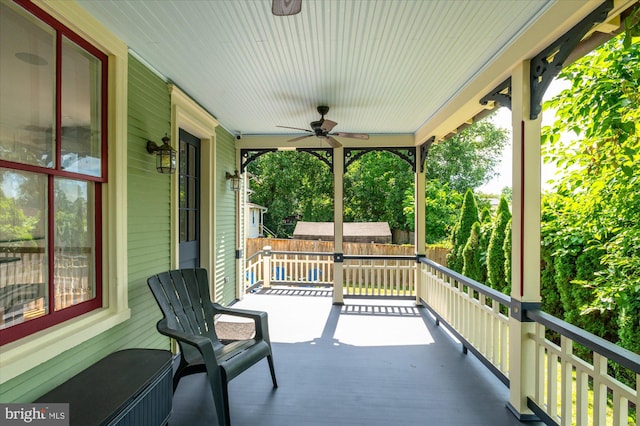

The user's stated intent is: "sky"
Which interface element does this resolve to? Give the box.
[478,78,571,195]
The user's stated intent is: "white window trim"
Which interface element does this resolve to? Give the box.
[0,0,130,384]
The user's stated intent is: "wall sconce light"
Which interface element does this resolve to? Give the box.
[225,170,242,192]
[146,134,177,174]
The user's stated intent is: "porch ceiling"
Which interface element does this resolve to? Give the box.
[75,0,621,146]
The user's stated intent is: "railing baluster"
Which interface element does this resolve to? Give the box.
[560,336,574,425]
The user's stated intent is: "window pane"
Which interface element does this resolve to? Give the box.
[0,2,55,168]
[188,177,196,209]
[188,144,196,176]
[60,37,102,177]
[0,168,48,329]
[188,210,196,241]
[54,178,95,310]
[179,210,187,243]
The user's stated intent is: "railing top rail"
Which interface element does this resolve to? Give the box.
[343,255,416,261]
[527,309,640,374]
[418,256,512,307]
[246,251,263,262]
[270,251,334,257]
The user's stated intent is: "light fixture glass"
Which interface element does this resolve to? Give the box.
[225,170,242,192]
[147,135,176,174]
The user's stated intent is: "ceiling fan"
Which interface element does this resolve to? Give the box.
[277,106,369,148]
[272,0,302,16]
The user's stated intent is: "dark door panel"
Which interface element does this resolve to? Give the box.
[178,129,200,268]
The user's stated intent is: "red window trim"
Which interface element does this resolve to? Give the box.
[0,0,108,346]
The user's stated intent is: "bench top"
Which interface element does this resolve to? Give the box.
[36,349,172,425]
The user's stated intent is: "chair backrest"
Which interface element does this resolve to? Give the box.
[147,268,221,352]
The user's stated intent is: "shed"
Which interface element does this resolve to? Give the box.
[292,222,392,244]
[246,203,267,238]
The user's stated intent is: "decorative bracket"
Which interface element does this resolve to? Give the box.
[529,0,613,119]
[297,148,334,173]
[480,77,512,110]
[240,149,277,173]
[344,147,417,173]
[419,136,435,173]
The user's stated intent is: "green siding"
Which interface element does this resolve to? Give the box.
[215,128,238,305]
[0,55,171,403]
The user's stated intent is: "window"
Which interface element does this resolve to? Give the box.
[0,0,107,345]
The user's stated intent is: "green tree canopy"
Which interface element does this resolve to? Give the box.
[246,151,334,237]
[541,28,639,358]
[426,118,509,193]
[344,151,413,231]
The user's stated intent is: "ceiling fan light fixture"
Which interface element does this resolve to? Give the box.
[272,0,302,16]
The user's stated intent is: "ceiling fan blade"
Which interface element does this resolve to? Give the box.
[320,119,337,132]
[332,132,369,140]
[288,134,313,142]
[325,136,342,148]
[277,125,312,132]
[272,0,302,16]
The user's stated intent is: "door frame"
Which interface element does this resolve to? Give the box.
[169,84,219,281]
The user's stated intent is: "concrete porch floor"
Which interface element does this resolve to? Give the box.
[170,287,543,425]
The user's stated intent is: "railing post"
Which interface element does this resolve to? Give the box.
[263,245,272,289]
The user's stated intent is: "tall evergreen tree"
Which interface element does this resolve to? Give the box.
[503,218,512,294]
[486,196,511,291]
[462,222,483,282]
[447,189,479,272]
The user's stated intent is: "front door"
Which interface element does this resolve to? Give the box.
[178,129,200,268]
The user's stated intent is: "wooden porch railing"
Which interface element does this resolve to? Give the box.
[418,257,640,426]
[243,247,416,297]
[343,255,415,297]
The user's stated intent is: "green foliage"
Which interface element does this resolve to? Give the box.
[540,33,639,359]
[426,118,509,193]
[486,197,511,291]
[403,180,464,244]
[540,195,564,319]
[447,189,478,272]
[247,151,334,237]
[462,222,483,282]
[503,218,512,295]
[0,194,38,242]
[344,151,413,230]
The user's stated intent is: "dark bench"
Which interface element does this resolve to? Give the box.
[36,349,173,426]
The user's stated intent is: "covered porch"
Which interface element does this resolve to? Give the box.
[1,1,639,425]
[172,290,542,426]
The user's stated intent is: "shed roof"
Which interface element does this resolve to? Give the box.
[293,222,391,239]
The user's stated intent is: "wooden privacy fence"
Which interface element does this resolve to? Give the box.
[246,238,449,265]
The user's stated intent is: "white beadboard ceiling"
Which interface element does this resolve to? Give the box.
[74,0,609,141]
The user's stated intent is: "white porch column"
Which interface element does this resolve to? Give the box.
[235,162,245,300]
[333,146,344,304]
[414,147,427,304]
[507,61,542,420]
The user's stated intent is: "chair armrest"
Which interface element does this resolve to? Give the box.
[211,303,271,343]
[157,319,220,366]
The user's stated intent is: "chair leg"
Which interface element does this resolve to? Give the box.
[221,377,231,426]
[207,369,229,426]
[267,354,278,388]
